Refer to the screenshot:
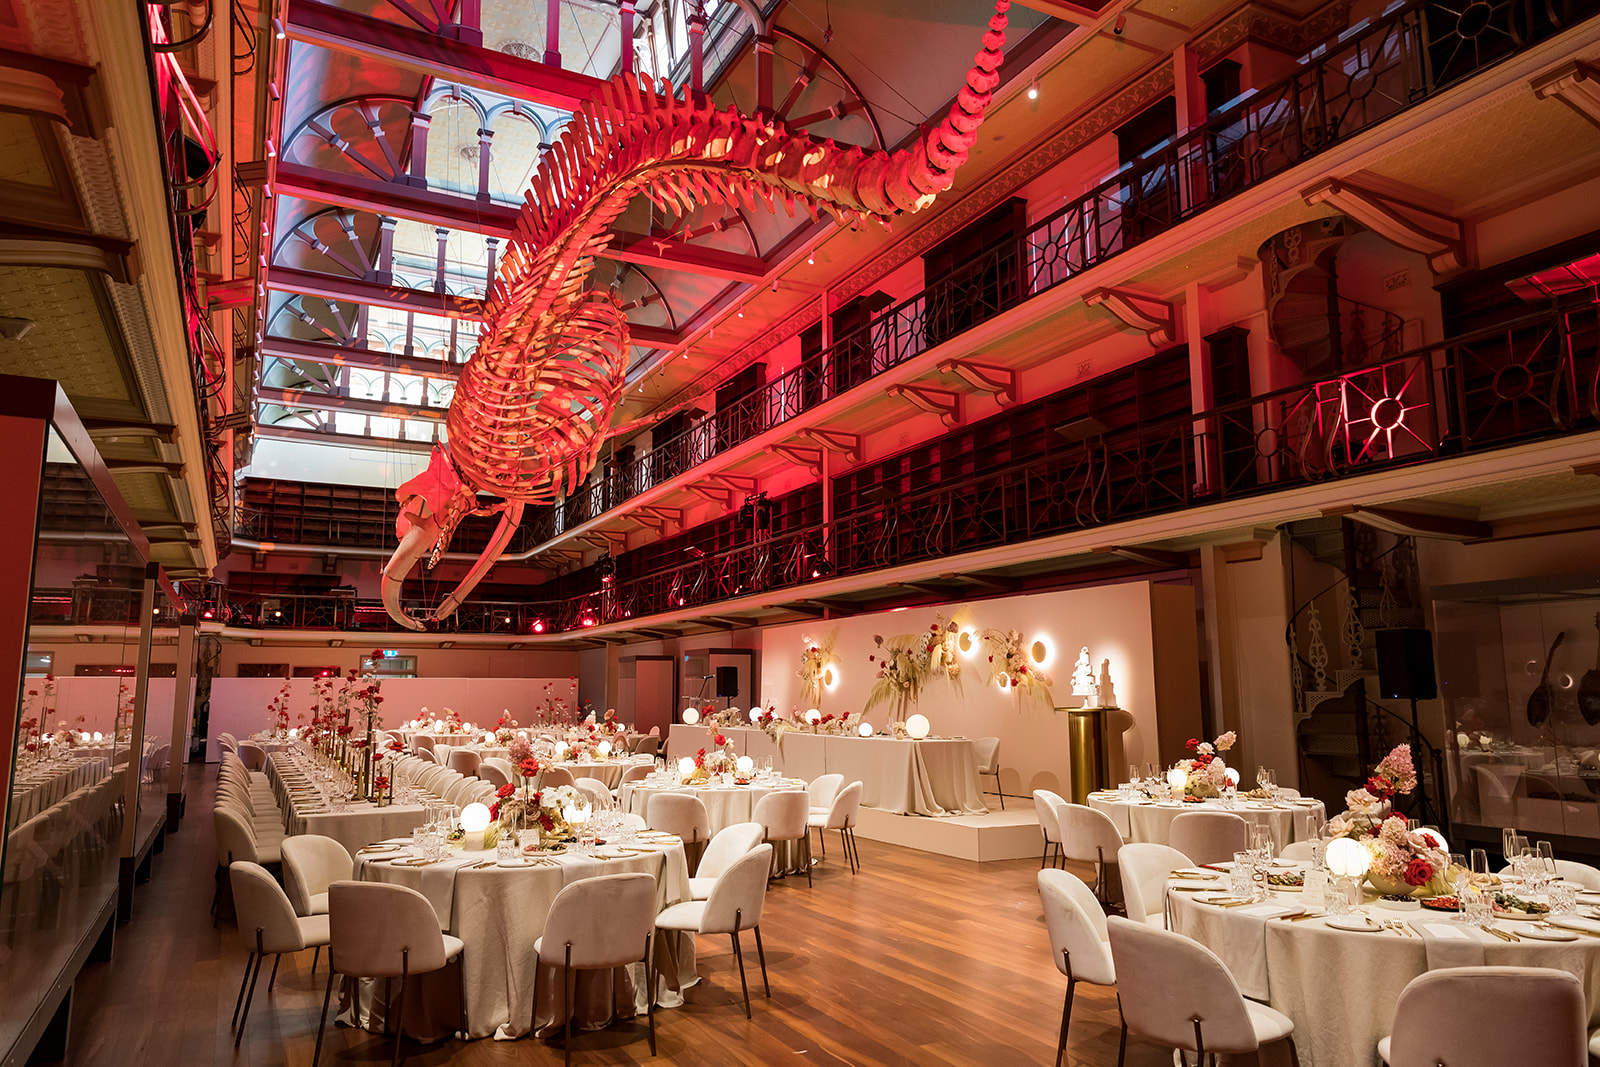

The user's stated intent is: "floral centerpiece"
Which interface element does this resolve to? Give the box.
[1328,744,1449,896]
[750,705,791,742]
[976,628,1053,706]
[490,773,584,847]
[494,713,518,745]
[1176,731,1237,797]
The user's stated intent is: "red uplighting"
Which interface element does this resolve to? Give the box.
[202,609,214,619]
[532,618,546,633]
[581,615,596,627]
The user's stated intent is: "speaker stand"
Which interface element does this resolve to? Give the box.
[1406,696,1447,833]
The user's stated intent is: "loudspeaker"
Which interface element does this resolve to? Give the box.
[1376,628,1437,701]
[716,666,738,698]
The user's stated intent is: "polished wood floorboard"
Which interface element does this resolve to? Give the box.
[45,765,1174,1066]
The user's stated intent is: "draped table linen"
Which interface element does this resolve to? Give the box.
[618,778,810,873]
[1089,792,1325,852]
[1169,876,1600,1067]
[10,755,111,826]
[268,755,428,854]
[345,838,695,1041]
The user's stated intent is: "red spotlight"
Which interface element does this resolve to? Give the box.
[202,609,214,619]
[581,615,596,627]
[532,618,546,634]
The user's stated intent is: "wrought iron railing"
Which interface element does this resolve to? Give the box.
[61,301,1598,633]
[550,0,1598,533]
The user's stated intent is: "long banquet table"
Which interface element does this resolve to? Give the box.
[1167,867,1600,1067]
[344,835,696,1041]
[10,755,112,826]
[664,724,985,817]
[267,754,429,854]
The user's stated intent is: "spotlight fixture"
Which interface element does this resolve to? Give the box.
[807,251,815,265]
[597,552,616,584]
[809,558,835,579]
[531,617,546,633]
[274,17,285,39]
[1027,81,1038,100]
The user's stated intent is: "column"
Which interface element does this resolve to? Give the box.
[118,562,158,921]
[167,615,198,828]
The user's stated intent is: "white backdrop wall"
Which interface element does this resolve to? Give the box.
[759,581,1202,801]
[45,677,189,754]
[204,676,581,761]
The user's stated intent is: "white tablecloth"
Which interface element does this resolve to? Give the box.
[268,755,429,855]
[9,755,111,826]
[618,779,809,873]
[1170,880,1600,1067]
[665,725,780,765]
[551,758,649,790]
[1089,793,1325,853]
[347,839,695,1040]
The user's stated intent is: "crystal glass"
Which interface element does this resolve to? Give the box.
[1229,852,1253,898]
[1251,825,1274,861]
[1464,883,1493,926]
[411,827,428,857]
[1128,763,1139,790]
[1538,840,1556,876]
[1503,829,1527,872]
[495,834,518,862]
[1326,878,1354,916]
[1470,848,1490,884]
[1220,786,1236,810]
[1550,880,1578,917]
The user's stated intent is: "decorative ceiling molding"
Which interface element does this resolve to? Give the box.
[1531,61,1600,131]
[1301,177,1467,274]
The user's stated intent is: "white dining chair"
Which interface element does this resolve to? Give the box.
[1380,967,1584,1066]
[540,766,577,790]
[1495,858,1600,890]
[648,793,711,872]
[1167,811,1248,867]
[752,790,812,887]
[230,861,331,1048]
[1034,789,1066,870]
[690,822,767,900]
[655,844,773,1018]
[533,873,658,1067]
[447,748,481,778]
[237,742,268,771]
[412,747,438,765]
[1277,840,1316,863]
[806,781,863,874]
[1107,915,1298,1067]
[1116,843,1190,928]
[482,755,515,781]
[613,763,651,801]
[973,736,1004,808]
[1058,801,1125,904]
[1038,869,1116,1067]
[479,762,511,788]
[281,835,353,919]
[573,776,615,810]
[314,881,464,1067]
[805,773,844,821]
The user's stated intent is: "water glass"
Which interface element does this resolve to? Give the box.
[411,827,428,857]
[1470,848,1490,885]
[1229,852,1254,898]
[1251,825,1274,861]
[495,834,518,862]
[1538,840,1557,877]
[1550,880,1578,917]
[1464,884,1493,926]
[1220,787,1236,810]
[1326,878,1354,916]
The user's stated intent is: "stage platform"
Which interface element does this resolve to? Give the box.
[855,796,1043,862]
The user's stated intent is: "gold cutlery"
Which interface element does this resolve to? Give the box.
[1279,912,1322,922]
[1479,924,1516,942]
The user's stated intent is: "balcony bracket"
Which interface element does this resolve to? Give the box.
[771,443,824,474]
[885,384,962,427]
[1084,288,1175,346]
[1300,178,1466,274]
[685,483,735,507]
[937,358,1017,405]
[1531,61,1600,131]
[797,428,861,463]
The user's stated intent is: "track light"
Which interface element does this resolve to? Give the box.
[1027,81,1038,100]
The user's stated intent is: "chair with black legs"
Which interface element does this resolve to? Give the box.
[229,861,330,1049]
[313,881,463,1067]
[654,844,774,1018]
[1038,869,1116,1067]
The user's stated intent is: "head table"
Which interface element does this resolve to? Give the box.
[665,724,985,817]
[343,834,696,1042]
[1167,865,1600,1067]
[1089,790,1326,852]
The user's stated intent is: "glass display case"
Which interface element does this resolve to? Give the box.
[0,377,173,1061]
[1435,575,1600,844]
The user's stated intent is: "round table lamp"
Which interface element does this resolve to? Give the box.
[682,706,701,725]
[1325,837,1371,879]
[597,740,612,757]
[858,721,874,737]
[678,756,695,778]
[905,714,930,740]
[460,802,492,850]
[1166,767,1188,791]
[736,755,754,776]
[1225,767,1241,787]
[804,708,822,725]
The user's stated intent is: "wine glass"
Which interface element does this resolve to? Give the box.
[1448,852,1470,922]
[1470,848,1490,885]
[1537,840,1556,878]
[1502,827,1522,868]
[1251,824,1274,861]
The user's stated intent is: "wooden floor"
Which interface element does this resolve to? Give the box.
[44,764,1175,1067]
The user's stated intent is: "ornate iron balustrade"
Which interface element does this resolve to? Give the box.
[549,0,1598,533]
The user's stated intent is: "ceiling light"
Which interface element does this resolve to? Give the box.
[807,251,814,265]
[1027,81,1038,100]
[274,18,285,39]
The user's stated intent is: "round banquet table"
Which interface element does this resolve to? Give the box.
[1088,791,1325,853]
[550,758,648,790]
[619,777,810,872]
[344,836,696,1041]
[1167,871,1600,1067]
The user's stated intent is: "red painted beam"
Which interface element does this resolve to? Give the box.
[284,0,605,111]
[274,162,770,283]
[267,266,682,347]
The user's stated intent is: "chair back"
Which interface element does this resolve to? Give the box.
[540,766,577,790]
[629,735,660,757]
[702,844,773,933]
[230,861,308,954]
[413,746,438,764]
[972,736,1001,775]
[214,807,260,866]
[447,748,481,778]
[574,777,614,810]
[281,836,353,916]
[1117,843,1191,926]
[1034,789,1065,845]
[541,873,657,969]
[443,777,477,807]
[1037,869,1115,986]
[1167,811,1248,866]
[1387,966,1585,1067]
[806,773,844,810]
[824,781,863,830]
[412,735,435,753]
[1107,916,1259,1054]
[328,881,449,977]
[647,793,710,843]
[620,763,652,787]
[1554,858,1600,890]
[237,742,267,771]
[1057,803,1124,865]
[479,762,511,788]
[482,755,515,779]
[752,790,809,842]
[697,822,765,880]
[1277,840,1316,863]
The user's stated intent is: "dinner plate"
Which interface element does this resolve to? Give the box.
[1521,925,1579,941]
[495,857,538,868]
[1325,915,1384,932]
[1269,859,1297,868]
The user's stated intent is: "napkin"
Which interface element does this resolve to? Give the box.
[1416,921,1487,969]
[1235,902,1296,918]
[1548,916,1600,934]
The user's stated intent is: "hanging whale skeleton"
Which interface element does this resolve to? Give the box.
[382,2,1012,630]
